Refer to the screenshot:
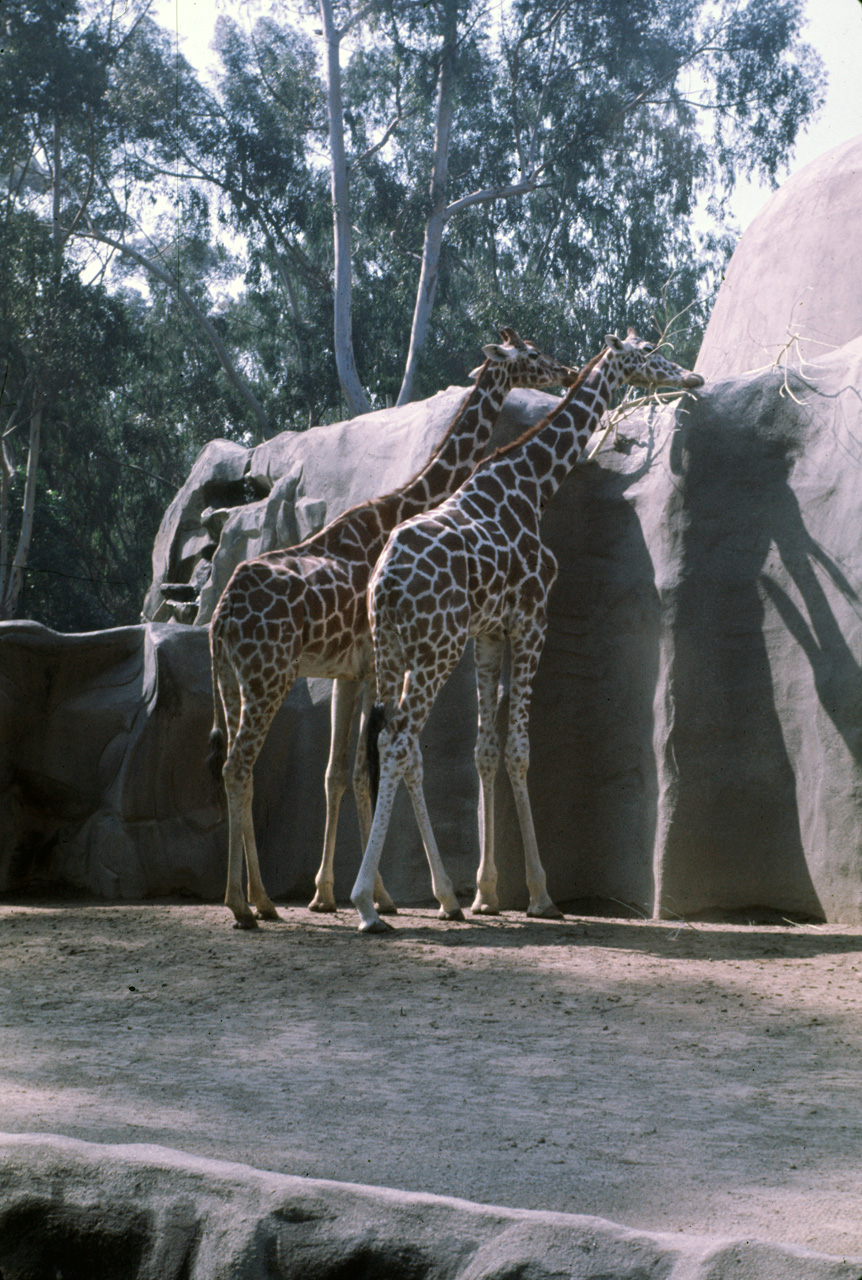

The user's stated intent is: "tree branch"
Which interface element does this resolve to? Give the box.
[444,171,548,219]
[75,225,272,440]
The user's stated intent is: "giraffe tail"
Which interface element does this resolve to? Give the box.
[207,726,227,787]
[366,702,387,807]
[207,620,228,798]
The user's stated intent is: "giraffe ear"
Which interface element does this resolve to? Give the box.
[481,343,513,361]
[605,333,624,351]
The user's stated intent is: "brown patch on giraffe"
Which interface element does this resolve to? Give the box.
[465,494,497,520]
[425,543,450,569]
[246,587,273,614]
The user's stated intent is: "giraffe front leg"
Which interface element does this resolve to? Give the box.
[471,633,506,915]
[310,679,361,912]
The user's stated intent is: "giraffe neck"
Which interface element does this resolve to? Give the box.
[386,365,511,527]
[476,354,622,514]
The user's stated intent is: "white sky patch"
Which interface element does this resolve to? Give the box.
[731,0,862,227]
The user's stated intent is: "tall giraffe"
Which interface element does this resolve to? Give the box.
[209,330,578,928]
[353,330,705,932]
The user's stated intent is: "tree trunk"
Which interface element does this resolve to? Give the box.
[0,383,45,620]
[396,12,457,407]
[319,0,371,418]
[52,114,64,277]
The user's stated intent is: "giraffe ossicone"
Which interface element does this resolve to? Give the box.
[208,331,578,928]
[353,329,705,934]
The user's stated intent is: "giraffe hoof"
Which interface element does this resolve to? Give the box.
[471,900,500,916]
[308,895,337,913]
[439,906,465,922]
[526,903,564,920]
[376,901,399,916]
[255,906,282,922]
[359,917,395,934]
[232,914,259,930]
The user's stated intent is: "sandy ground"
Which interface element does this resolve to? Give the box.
[1,899,862,1259]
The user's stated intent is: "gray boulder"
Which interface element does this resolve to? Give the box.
[0,621,223,898]
[144,439,250,623]
[0,1134,857,1280]
[516,337,862,923]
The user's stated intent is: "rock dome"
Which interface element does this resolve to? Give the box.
[696,133,862,380]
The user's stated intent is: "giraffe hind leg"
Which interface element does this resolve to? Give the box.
[216,663,258,929]
[354,684,398,913]
[222,667,295,926]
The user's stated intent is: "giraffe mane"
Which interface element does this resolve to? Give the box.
[470,346,608,472]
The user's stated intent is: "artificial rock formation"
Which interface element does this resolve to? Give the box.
[0,1134,857,1280]
[7,339,862,923]
[3,137,862,920]
[0,621,223,898]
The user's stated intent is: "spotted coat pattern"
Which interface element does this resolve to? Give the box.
[209,332,578,927]
[351,330,706,932]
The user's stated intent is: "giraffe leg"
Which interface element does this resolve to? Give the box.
[310,678,361,912]
[471,632,505,915]
[223,772,257,929]
[352,648,464,931]
[221,663,296,927]
[242,778,281,922]
[403,741,463,920]
[350,731,401,933]
[353,682,398,914]
[216,661,258,929]
[506,629,563,920]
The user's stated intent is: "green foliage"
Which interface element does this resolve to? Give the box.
[0,0,824,628]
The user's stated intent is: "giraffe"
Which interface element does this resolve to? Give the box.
[353,329,705,932]
[209,330,579,928]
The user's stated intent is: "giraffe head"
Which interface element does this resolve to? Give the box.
[605,328,705,391]
[469,328,577,390]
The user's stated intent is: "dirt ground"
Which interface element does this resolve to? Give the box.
[1,899,862,1261]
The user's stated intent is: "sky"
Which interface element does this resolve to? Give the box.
[152,0,862,235]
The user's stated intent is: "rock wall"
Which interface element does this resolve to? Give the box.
[6,340,862,921]
[0,1135,856,1280]
[0,621,223,899]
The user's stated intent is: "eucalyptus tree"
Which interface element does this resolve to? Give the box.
[0,0,256,623]
[0,0,124,617]
[313,0,824,402]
